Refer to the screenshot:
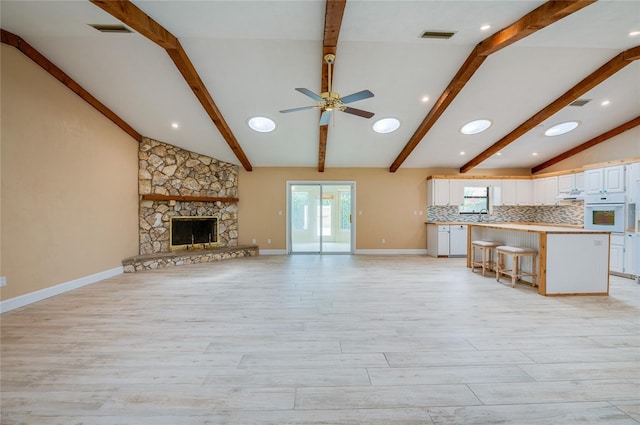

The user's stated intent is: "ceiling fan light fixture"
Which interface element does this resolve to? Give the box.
[544,121,580,137]
[373,118,400,134]
[460,119,491,135]
[247,116,276,133]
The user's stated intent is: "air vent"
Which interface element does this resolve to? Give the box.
[89,24,132,33]
[570,99,591,107]
[420,30,456,40]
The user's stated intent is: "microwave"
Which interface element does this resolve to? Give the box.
[584,194,625,233]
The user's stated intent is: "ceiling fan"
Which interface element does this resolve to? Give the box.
[279,53,375,126]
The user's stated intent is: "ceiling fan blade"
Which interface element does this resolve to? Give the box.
[319,110,332,126]
[343,107,375,119]
[340,89,374,104]
[295,88,323,101]
[279,105,317,113]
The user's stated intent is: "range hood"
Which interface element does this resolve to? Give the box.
[556,190,584,201]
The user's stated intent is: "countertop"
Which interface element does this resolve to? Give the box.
[468,222,609,234]
[426,221,584,229]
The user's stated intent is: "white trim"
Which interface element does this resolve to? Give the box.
[0,267,123,313]
[355,249,428,255]
[259,249,288,255]
[286,181,356,254]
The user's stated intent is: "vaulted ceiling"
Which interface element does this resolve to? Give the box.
[2,0,639,173]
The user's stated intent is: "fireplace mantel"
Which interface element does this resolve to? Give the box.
[141,194,239,203]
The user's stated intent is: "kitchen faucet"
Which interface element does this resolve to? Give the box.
[478,208,488,222]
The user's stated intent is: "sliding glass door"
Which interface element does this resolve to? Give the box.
[288,182,354,254]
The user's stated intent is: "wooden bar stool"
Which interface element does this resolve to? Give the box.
[495,246,537,288]
[470,240,502,276]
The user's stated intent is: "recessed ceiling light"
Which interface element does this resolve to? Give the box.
[480,25,491,31]
[247,116,276,133]
[601,100,611,106]
[460,119,492,135]
[373,118,400,134]
[532,152,538,156]
[459,151,465,155]
[171,122,179,129]
[544,121,580,137]
[496,152,502,156]
[629,30,640,37]
[422,96,429,103]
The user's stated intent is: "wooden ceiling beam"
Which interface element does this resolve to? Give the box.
[389,0,595,172]
[531,116,640,174]
[460,45,640,173]
[1,28,142,142]
[90,0,253,171]
[318,0,347,173]
[477,0,597,56]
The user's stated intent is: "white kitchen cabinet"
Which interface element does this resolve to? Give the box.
[516,180,533,205]
[497,180,515,206]
[610,233,624,273]
[605,166,625,193]
[427,224,449,257]
[499,179,533,206]
[427,224,467,257]
[575,172,584,192]
[558,173,583,193]
[449,225,468,257]
[624,232,637,276]
[610,244,624,274]
[585,165,625,195]
[449,179,466,206]
[533,177,558,205]
[427,179,450,206]
[625,163,640,203]
[438,226,450,255]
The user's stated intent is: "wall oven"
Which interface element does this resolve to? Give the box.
[584,194,625,233]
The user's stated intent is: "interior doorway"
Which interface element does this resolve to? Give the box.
[287,182,355,254]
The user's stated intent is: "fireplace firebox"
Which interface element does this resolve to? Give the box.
[170,216,218,250]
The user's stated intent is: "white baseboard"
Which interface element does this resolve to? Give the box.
[355,249,428,255]
[259,249,288,255]
[0,266,123,314]
[260,249,428,255]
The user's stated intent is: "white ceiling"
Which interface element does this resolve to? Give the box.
[2,0,639,171]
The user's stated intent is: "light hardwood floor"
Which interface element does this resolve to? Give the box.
[1,255,639,424]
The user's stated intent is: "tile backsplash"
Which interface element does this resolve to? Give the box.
[427,201,584,226]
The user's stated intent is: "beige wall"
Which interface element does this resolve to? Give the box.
[0,44,139,301]
[540,128,640,173]
[237,167,530,251]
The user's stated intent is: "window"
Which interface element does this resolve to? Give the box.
[459,186,489,214]
[339,191,351,231]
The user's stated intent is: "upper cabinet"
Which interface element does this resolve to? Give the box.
[533,176,558,205]
[428,178,500,207]
[497,179,532,206]
[626,163,640,203]
[427,179,450,206]
[584,165,625,195]
[558,172,584,193]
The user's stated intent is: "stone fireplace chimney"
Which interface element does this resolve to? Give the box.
[138,138,239,255]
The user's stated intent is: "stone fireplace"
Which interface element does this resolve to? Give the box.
[137,138,239,255]
[124,138,257,272]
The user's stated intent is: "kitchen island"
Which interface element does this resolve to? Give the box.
[467,223,610,296]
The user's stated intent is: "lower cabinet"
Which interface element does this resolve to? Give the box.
[610,233,624,273]
[427,224,468,257]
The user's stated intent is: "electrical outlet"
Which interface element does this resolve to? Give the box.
[381,238,386,244]
[252,238,257,244]
[0,276,6,288]
[267,238,272,244]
